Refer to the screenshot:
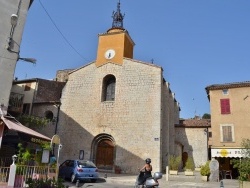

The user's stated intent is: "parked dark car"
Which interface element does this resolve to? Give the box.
[59,160,99,183]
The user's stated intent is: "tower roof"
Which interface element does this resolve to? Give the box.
[111,0,125,29]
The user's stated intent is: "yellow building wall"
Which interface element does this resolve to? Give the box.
[96,30,134,67]
[209,87,250,148]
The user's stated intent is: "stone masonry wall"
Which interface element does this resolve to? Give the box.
[161,82,180,172]
[175,127,208,168]
[58,59,164,174]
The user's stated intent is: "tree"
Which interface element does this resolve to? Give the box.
[202,113,211,119]
[231,138,250,181]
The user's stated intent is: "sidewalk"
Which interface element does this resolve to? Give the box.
[98,172,240,188]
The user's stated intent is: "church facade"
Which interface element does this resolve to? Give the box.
[57,2,180,174]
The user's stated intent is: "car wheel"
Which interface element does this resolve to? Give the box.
[71,174,76,183]
[91,179,97,183]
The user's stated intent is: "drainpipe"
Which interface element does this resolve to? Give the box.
[54,103,61,135]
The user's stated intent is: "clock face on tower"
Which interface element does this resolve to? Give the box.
[104,49,116,59]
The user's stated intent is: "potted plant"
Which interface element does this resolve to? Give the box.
[184,157,195,176]
[169,155,181,175]
[200,161,210,181]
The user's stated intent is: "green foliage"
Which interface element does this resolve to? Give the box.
[185,157,195,171]
[231,138,250,181]
[202,113,211,119]
[26,177,65,188]
[41,143,52,150]
[17,143,33,165]
[17,115,50,128]
[200,161,211,176]
[169,155,181,170]
[17,142,52,166]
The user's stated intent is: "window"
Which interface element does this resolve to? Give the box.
[24,83,31,91]
[220,124,234,142]
[102,75,116,101]
[208,132,212,138]
[9,92,24,112]
[220,98,230,114]
[45,110,54,121]
[22,103,30,114]
[222,89,229,95]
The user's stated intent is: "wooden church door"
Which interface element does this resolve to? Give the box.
[96,140,114,169]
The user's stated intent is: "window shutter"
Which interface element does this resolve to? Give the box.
[222,126,232,142]
[220,99,230,114]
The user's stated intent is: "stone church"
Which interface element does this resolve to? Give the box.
[57,2,180,174]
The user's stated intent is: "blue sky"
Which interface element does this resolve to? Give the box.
[16,0,250,119]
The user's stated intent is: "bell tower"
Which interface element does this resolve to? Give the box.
[95,1,135,67]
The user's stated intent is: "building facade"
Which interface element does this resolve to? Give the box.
[0,0,33,109]
[9,78,65,137]
[0,0,35,154]
[175,118,211,169]
[0,78,65,160]
[205,81,250,178]
[57,2,180,174]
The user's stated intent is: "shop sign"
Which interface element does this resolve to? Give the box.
[211,148,245,158]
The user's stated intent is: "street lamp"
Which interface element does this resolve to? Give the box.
[7,14,18,51]
[7,13,37,64]
[18,57,37,64]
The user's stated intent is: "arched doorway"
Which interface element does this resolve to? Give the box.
[91,134,115,170]
[182,152,188,169]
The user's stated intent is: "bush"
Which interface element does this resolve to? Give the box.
[200,161,210,176]
[26,177,65,188]
[231,158,250,181]
[169,155,181,170]
[185,157,195,171]
[231,138,250,181]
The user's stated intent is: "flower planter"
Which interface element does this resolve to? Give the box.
[195,167,201,171]
[185,170,194,176]
[169,170,178,175]
[240,181,250,188]
[201,175,208,181]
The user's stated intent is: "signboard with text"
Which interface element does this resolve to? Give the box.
[211,148,245,158]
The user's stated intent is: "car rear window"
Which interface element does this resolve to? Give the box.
[77,161,96,168]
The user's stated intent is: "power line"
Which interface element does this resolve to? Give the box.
[38,0,89,62]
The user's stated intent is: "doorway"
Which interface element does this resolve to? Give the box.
[91,134,115,170]
[182,152,188,169]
